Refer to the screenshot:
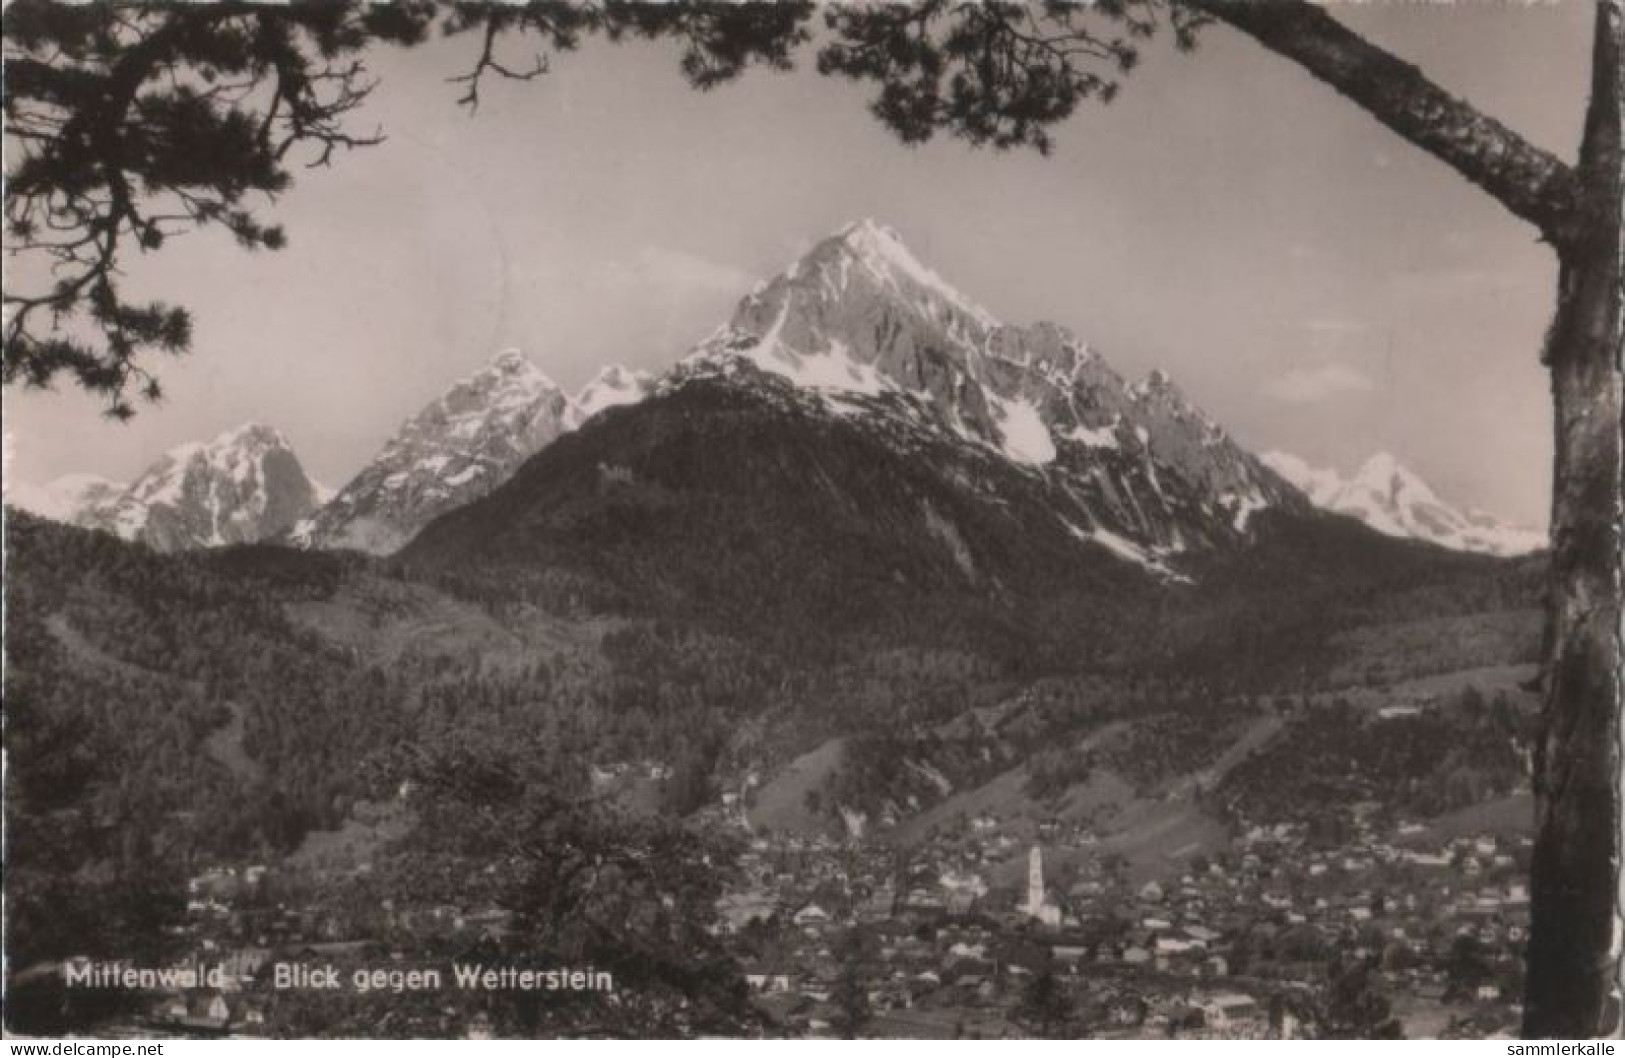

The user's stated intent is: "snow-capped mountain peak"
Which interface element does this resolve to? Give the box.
[669,220,1300,564]
[105,422,324,549]
[566,364,653,430]
[831,217,1000,330]
[1357,449,1404,479]
[296,347,665,554]
[452,348,561,409]
[1351,450,1442,505]
[9,422,324,551]
[1261,449,1545,556]
[294,349,574,554]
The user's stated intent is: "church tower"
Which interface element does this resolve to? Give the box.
[1024,845,1061,926]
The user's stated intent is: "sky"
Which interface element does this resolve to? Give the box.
[3,2,1595,527]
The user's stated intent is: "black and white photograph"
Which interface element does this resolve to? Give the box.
[2,0,1621,1042]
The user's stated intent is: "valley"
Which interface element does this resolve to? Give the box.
[3,500,1538,1038]
[2,221,1546,1039]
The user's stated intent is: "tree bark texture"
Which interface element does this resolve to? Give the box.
[1525,0,1624,1038]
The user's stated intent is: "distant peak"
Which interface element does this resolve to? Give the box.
[588,363,645,387]
[1355,451,1416,486]
[831,219,944,275]
[211,422,289,448]
[463,349,558,392]
[836,217,905,246]
[1271,448,1539,555]
[487,348,532,372]
[568,362,653,424]
[810,218,998,329]
[1359,450,1402,474]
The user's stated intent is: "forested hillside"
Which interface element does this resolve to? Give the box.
[4,494,1540,1010]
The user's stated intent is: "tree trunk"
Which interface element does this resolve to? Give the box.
[1524,1,1624,1039]
[1163,0,1623,1034]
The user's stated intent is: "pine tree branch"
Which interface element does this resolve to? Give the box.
[1176,0,1598,250]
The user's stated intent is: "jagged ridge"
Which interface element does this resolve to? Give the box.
[1261,450,1545,557]
[294,352,653,554]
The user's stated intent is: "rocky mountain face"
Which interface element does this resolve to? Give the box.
[669,219,1303,562]
[404,220,1361,638]
[12,221,1525,578]
[293,350,572,554]
[1262,450,1546,557]
[294,352,652,554]
[7,424,325,552]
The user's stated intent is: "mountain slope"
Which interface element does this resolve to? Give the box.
[402,219,1315,646]
[678,219,1301,556]
[296,352,655,554]
[8,424,323,551]
[565,364,654,431]
[400,223,1516,675]
[404,369,1183,662]
[294,350,574,554]
[1262,450,1545,557]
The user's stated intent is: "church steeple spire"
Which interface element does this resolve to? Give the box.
[1027,845,1045,914]
[1024,845,1061,927]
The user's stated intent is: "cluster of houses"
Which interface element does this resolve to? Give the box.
[706,796,1532,1037]
[62,763,1529,1040]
